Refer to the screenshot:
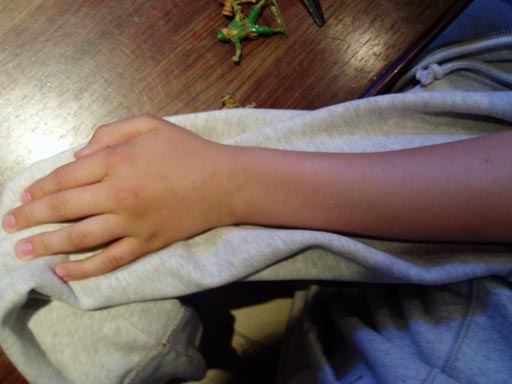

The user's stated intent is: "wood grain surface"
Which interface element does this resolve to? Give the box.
[0,1,470,382]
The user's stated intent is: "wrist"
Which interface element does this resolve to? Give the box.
[226,146,310,228]
[223,145,267,226]
[209,143,255,228]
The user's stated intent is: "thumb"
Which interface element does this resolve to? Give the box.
[75,114,161,158]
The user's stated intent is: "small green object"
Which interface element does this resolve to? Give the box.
[218,0,287,63]
[217,30,228,42]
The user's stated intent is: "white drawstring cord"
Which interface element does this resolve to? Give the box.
[394,33,512,90]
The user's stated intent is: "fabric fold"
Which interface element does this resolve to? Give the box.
[1,90,511,383]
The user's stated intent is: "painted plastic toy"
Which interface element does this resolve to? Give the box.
[219,0,257,17]
[217,0,287,63]
[220,92,256,108]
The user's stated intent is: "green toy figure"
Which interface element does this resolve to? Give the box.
[217,0,287,63]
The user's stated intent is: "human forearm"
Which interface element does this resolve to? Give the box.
[230,131,512,242]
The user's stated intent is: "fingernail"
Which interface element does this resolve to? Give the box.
[55,265,69,280]
[3,214,16,230]
[21,191,32,204]
[16,241,33,259]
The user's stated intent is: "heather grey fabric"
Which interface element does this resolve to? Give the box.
[1,89,510,383]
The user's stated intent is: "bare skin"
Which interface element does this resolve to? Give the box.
[3,114,512,281]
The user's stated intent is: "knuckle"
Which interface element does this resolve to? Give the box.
[145,233,164,251]
[102,252,125,272]
[68,226,90,249]
[49,193,69,215]
[30,182,46,199]
[35,235,53,255]
[16,205,36,227]
[113,185,141,207]
[106,146,133,168]
[51,166,70,190]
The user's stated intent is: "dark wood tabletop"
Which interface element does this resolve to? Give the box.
[0,0,470,382]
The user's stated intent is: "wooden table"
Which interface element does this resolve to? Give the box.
[0,0,471,382]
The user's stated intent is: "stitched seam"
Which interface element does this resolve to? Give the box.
[422,368,440,384]
[122,304,189,383]
[440,280,478,375]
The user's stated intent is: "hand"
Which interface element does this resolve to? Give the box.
[3,115,239,281]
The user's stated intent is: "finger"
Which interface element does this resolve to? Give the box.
[15,214,124,259]
[75,114,161,158]
[22,151,107,203]
[54,237,145,281]
[5,183,110,232]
